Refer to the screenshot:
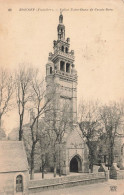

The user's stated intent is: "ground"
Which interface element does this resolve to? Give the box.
[30,173,124,195]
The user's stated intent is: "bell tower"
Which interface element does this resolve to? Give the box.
[46,12,77,125]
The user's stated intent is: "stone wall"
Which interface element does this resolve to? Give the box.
[29,172,107,194]
[110,163,124,180]
[98,163,109,180]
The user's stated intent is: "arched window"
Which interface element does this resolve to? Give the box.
[16,175,23,192]
[60,61,65,72]
[61,46,64,52]
[50,67,52,74]
[66,63,70,73]
[121,145,124,155]
[65,47,68,53]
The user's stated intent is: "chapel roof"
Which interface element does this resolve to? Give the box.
[0,141,28,173]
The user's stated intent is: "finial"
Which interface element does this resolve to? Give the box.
[60,10,62,15]
[59,10,63,23]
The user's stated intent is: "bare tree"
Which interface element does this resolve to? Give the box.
[0,127,6,140]
[15,66,33,141]
[38,130,51,179]
[0,68,13,129]
[46,98,72,177]
[78,99,103,172]
[99,101,124,168]
[23,118,51,180]
[57,102,72,176]
[25,71,53,180]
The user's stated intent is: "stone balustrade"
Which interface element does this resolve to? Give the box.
[51,50,75,61]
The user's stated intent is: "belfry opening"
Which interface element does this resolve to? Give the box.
[70,155,82,173]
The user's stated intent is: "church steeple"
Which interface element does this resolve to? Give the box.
[59,11,63,23]
[46,13,77,124]
[57,12,65,40]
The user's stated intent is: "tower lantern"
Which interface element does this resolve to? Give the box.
[57,12,65,40]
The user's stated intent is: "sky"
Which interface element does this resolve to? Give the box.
[0,0,124,132]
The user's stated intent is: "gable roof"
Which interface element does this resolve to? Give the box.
[64,124,86,147]
[0,141,29,173]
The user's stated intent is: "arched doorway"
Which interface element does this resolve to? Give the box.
[70,155,82,172]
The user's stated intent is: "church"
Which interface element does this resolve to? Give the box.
[45,12,89,175]
[7,12,124,178]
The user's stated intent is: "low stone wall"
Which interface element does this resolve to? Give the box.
[110,163,124,180]
[29,172,106,194]
[98,163,109,180]
[116,170,124,179]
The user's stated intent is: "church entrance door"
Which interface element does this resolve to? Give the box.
[70,155,82,172]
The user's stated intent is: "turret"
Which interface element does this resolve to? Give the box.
[57,12,65,40]
[46,53,54,76]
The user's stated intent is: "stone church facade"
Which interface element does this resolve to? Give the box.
[45,13,89,175]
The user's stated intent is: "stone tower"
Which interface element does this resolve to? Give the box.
[46,12,77,125]
[45,13,89,175]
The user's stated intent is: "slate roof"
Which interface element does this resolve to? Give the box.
[0,141,29,173]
